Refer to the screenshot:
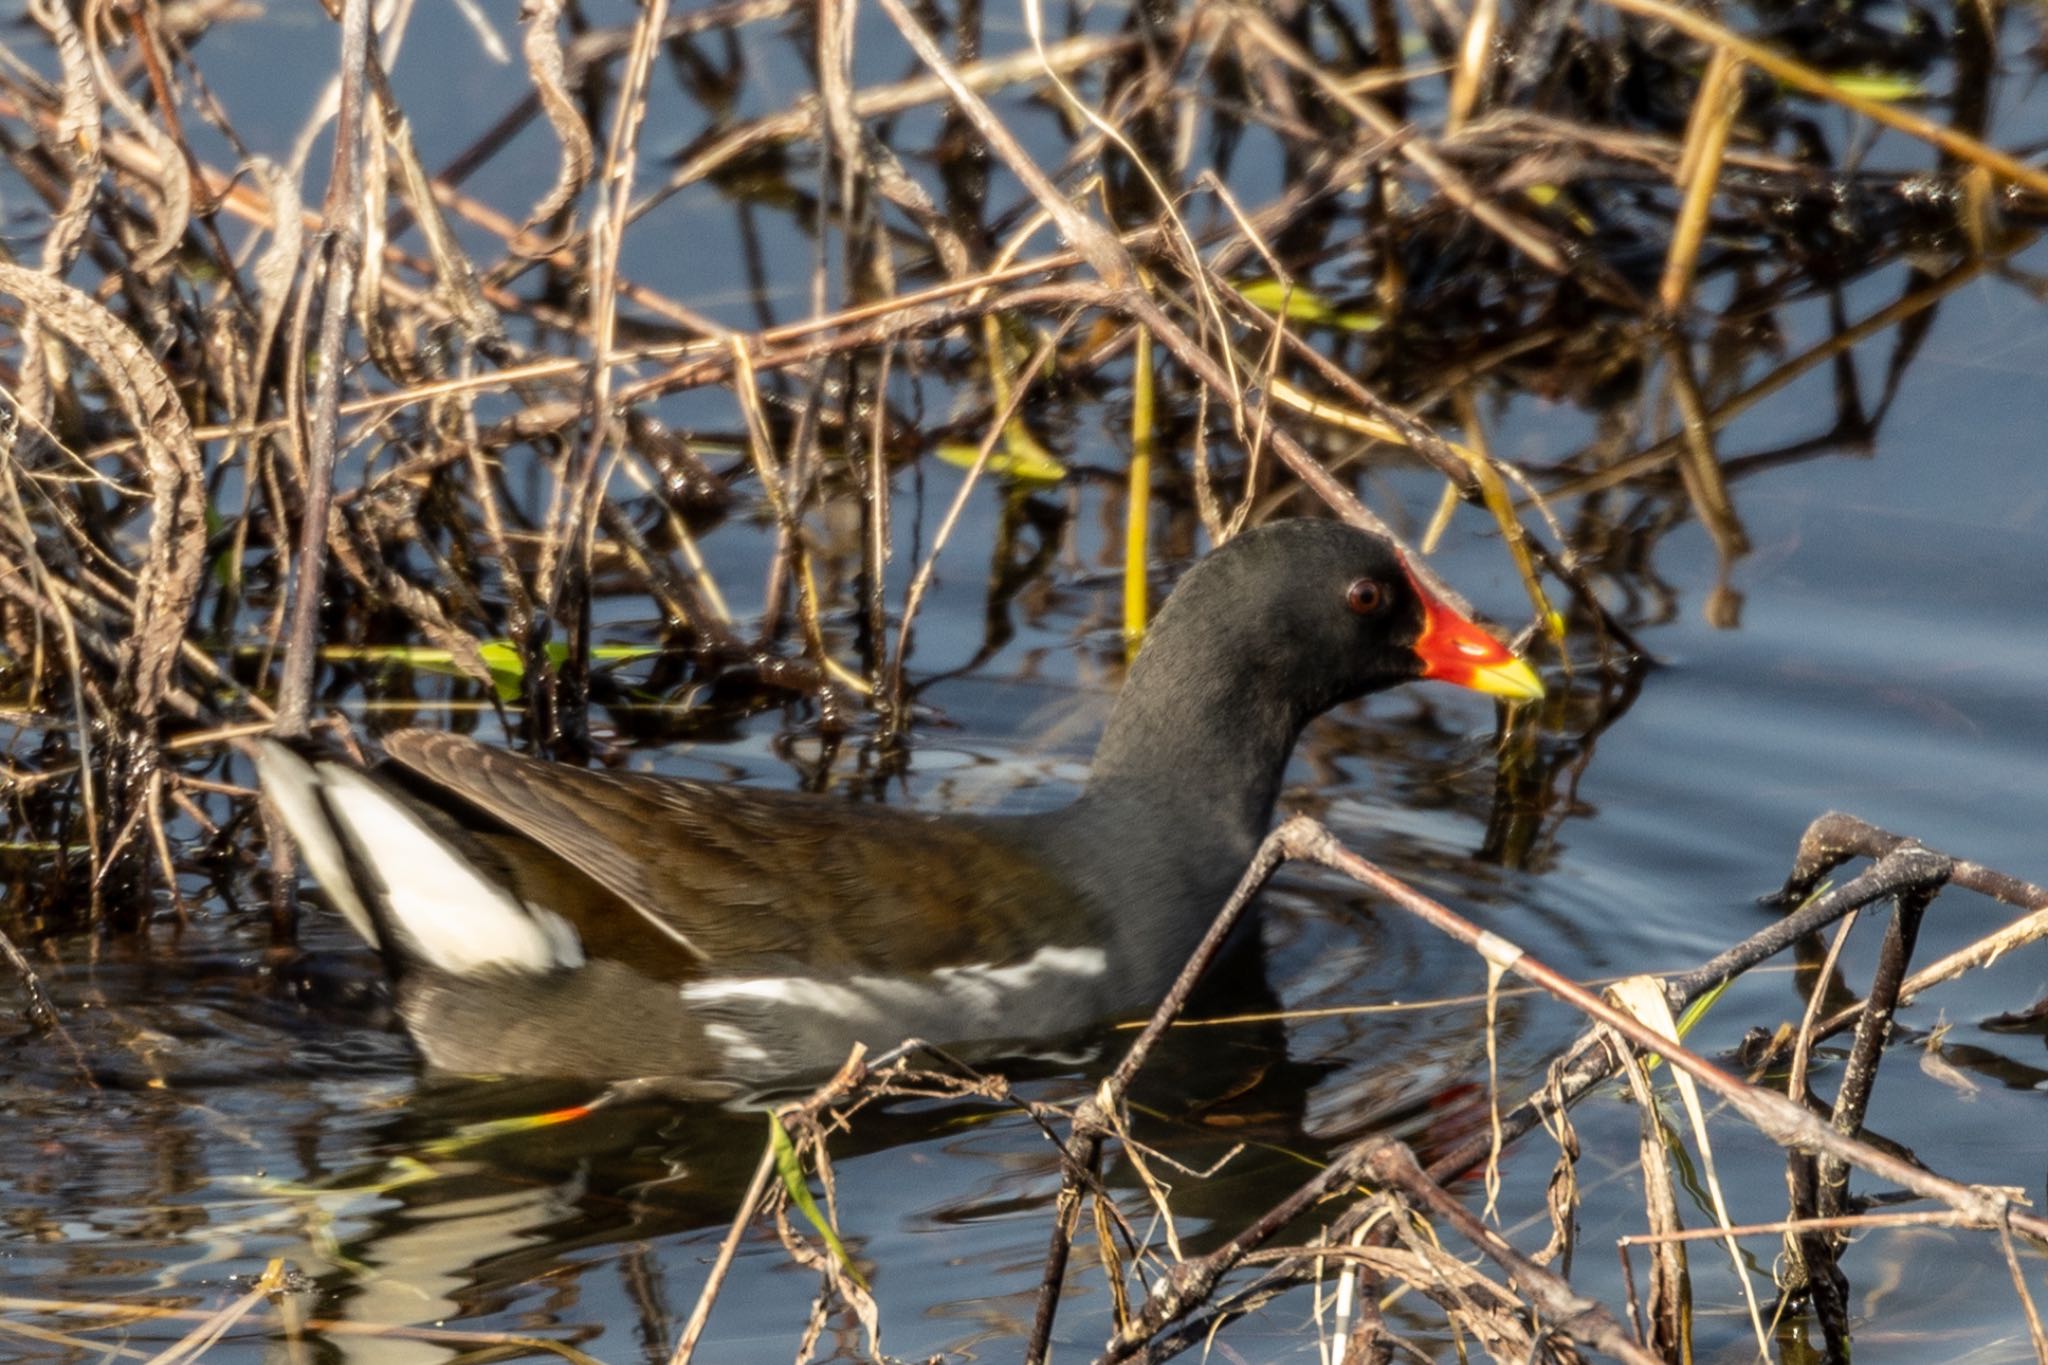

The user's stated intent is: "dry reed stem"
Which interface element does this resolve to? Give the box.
[0,1295,602,1363]
[144,1258,286,1365]
[1609,976,1769,1356]
[1064,809,2048,1362]
[1544,251,2007,501]
[1233,10,1580,284]
[667,1134,778,1365]
[1624,1207,1998,1246]
[274,0,367,737]
[876,0,1129,289]
[1299,821,2043,1241]
[514,0,592,245]
[1611,1008,1691,1355]
[1658,47,1742,314]
[1445,0,1498,134]
[1596,0,2048,198]
[887,320,1074,725]
[1786,911,1860,1111]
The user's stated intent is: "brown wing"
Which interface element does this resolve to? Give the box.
[382,730,1079,973]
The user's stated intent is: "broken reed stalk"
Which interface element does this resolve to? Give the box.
[1335,828,1978,1276]
[1022,792,1301,1363]
[1362,1143,1657,1365]
[275,0,370,739]
[1024,811,2048,1362]
[668,1133,777,1365]
[1294,819,2042,1236]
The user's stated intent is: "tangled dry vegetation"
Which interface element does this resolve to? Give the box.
[2,0,2047,1359]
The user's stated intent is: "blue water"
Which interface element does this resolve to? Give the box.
[4,3,2048,1362]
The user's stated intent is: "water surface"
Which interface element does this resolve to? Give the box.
[5,5,2048,1363]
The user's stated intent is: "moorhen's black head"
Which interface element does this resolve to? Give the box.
[1084,520,1541,827]
[1116,519,1538,721]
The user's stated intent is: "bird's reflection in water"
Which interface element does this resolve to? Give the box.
[299,914,1509,1361]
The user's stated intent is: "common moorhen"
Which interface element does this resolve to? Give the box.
[258,520,1542,1098]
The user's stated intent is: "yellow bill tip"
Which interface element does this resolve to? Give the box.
[1464,655,1546,703]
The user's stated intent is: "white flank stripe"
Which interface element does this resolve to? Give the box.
[932,946,1106,999]
[704,1023,772,1066]
[682,944,1109,1045]
[682,975,864,1014]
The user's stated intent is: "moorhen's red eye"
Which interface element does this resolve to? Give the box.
[1346,578,1387,615]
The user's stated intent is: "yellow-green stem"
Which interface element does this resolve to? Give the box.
[1124,323,1155,651]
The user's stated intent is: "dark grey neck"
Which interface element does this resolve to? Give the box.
[1017,658,1307,993]
[1080,638,1309,867]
